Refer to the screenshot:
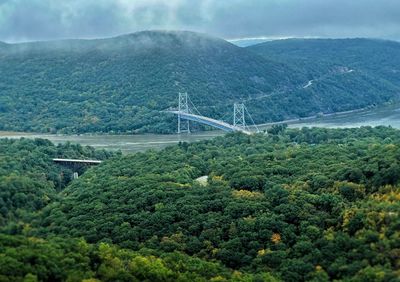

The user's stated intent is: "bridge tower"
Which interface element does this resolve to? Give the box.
[178,92,190,133]
[233,103,246,129]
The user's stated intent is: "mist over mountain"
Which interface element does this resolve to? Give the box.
[1,31,399,133]
[229,38,273,47]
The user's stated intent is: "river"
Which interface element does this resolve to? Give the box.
[0,130,224,154]
[1,104,400,154]
[286,104,400,129]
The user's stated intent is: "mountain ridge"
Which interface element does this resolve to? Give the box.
[1,30,233,53]
[0,31,399,133]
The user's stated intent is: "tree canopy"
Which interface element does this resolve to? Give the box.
[1,127,400,280]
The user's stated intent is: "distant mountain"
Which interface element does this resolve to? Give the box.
[0,32,399,134]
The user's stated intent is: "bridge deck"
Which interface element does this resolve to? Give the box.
[169,111,251,134]
[53,158,102,164]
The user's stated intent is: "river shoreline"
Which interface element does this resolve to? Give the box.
[0,105,376,137]
[1,103,399,153]
[256,105,374,128]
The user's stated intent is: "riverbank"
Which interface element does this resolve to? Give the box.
[256,105,373,129]
[1,102,399,153]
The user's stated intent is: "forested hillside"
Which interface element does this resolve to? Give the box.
[1,127,399,281]
[1,32,400,134]
[247,38,400,84]
[247,38,400,113]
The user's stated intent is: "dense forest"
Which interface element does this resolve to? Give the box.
[1,127,400,281]
[0,138,116,231]
[1,31,400,133]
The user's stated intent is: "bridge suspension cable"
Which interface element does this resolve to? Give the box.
[244,106,260,133]
[187,94,202,116]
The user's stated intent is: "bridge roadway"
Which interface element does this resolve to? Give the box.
[169,111,252,135]
[53,158,102,165]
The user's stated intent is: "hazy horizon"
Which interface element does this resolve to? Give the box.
[1,29,399,47]
[1,0,400,43]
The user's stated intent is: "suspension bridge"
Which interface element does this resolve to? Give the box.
[167,93,260,135]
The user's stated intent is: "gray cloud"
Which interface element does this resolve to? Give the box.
[0,0,400,42]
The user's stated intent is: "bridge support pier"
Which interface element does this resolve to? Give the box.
[178,92,190,133]
[234,103,246,129]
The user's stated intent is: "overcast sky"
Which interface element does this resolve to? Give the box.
[1,0,400,43]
